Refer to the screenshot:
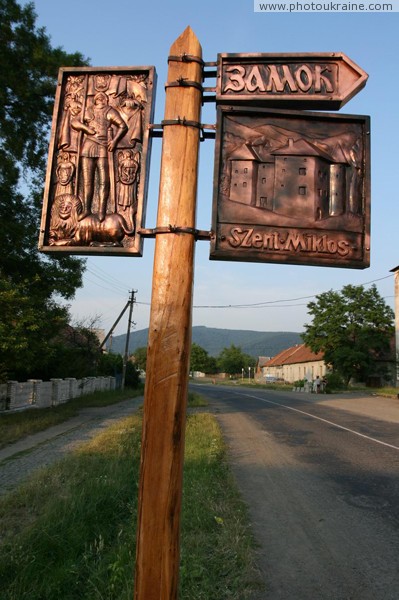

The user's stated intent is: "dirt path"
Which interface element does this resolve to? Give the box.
[0,397,143,496]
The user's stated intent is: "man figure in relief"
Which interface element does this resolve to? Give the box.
[71,91,127,221]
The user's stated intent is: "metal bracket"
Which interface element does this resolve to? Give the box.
[202,61,217,103]
[168,53,205,67]
[139,225,213,241]
[148,120,216,141]
[165,77,203,92]
[162,117,202,129]
[203,61,217,78]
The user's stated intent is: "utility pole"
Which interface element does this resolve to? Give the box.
[121,290,136,390]
[99,296,131,352]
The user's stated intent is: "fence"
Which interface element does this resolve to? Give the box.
[0,376,116,412]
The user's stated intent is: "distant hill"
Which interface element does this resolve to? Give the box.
[109,326,302,359]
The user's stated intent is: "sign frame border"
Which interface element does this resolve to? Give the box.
[216,52,368,110]
[210,105,371,269]
[38,65,157,257]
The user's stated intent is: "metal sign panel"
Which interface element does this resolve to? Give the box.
[39,66,156,256]
[210,106,370,269]
[217,53,368,110]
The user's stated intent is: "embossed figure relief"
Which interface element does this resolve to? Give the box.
[211,107,370,269]
[39,67,156,256]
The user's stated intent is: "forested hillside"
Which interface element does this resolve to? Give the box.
[111,326,302,358]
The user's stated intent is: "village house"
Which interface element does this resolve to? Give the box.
[259,343,327,383]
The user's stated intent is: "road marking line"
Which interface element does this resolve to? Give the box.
[233,391,399,452]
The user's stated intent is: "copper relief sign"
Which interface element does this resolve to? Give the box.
[216,53,368,110]
[39,67,156,255]
[210,107,370,268]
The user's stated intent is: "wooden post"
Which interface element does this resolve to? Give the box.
[134,28,202,600]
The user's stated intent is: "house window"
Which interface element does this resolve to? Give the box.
[244,168,248,174]
[299,186,307,195]
[243,181,247,187]
[262,177,266,184]
[299,167,306,175]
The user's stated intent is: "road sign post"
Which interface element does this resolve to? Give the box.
[133,27,203,600]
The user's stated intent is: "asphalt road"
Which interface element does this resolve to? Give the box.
[193,384,399,600]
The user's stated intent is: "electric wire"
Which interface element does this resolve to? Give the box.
[85,268,128,294]
[87,263,130,289]
[81,269,394,311]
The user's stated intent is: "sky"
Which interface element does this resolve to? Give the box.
[28,0,399,337]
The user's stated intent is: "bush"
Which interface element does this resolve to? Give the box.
[324,372,346,392]
[125,362,140,388]
[294,379,305,388]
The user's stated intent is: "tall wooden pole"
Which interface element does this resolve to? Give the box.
[134,27,202,600]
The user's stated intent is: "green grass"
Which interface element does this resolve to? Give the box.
[207,379,293,391]
[352,385,398,397]
[0,408,261,599]
[0,387,144,450]
[186,391,209,407]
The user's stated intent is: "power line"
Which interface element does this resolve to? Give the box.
[85,277,123,293]
[86,263,130,292]
[192,274,394,310]
[82,272,394,312]
[85,267,128,294]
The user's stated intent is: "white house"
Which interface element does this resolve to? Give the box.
[260,343,327,383]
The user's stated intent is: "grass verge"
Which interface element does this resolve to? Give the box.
[0,407,261,599]
[0,386,144,450]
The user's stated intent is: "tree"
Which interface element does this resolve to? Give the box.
[97,352,140,388]
[0,0,89,380]
[0,276,71,380]
[217,344,256,376]
[98,352,123,378]
[190,343,218,374]
[302,284,394,385]
[44,318,104,380]
[133,346,148,372]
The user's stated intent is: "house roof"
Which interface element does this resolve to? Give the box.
[265,343,324,366]
[272,138,334,162]
[256,356,271,368]
[229,142,259,161]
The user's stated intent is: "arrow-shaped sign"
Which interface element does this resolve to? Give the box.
[217,52,368,110]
